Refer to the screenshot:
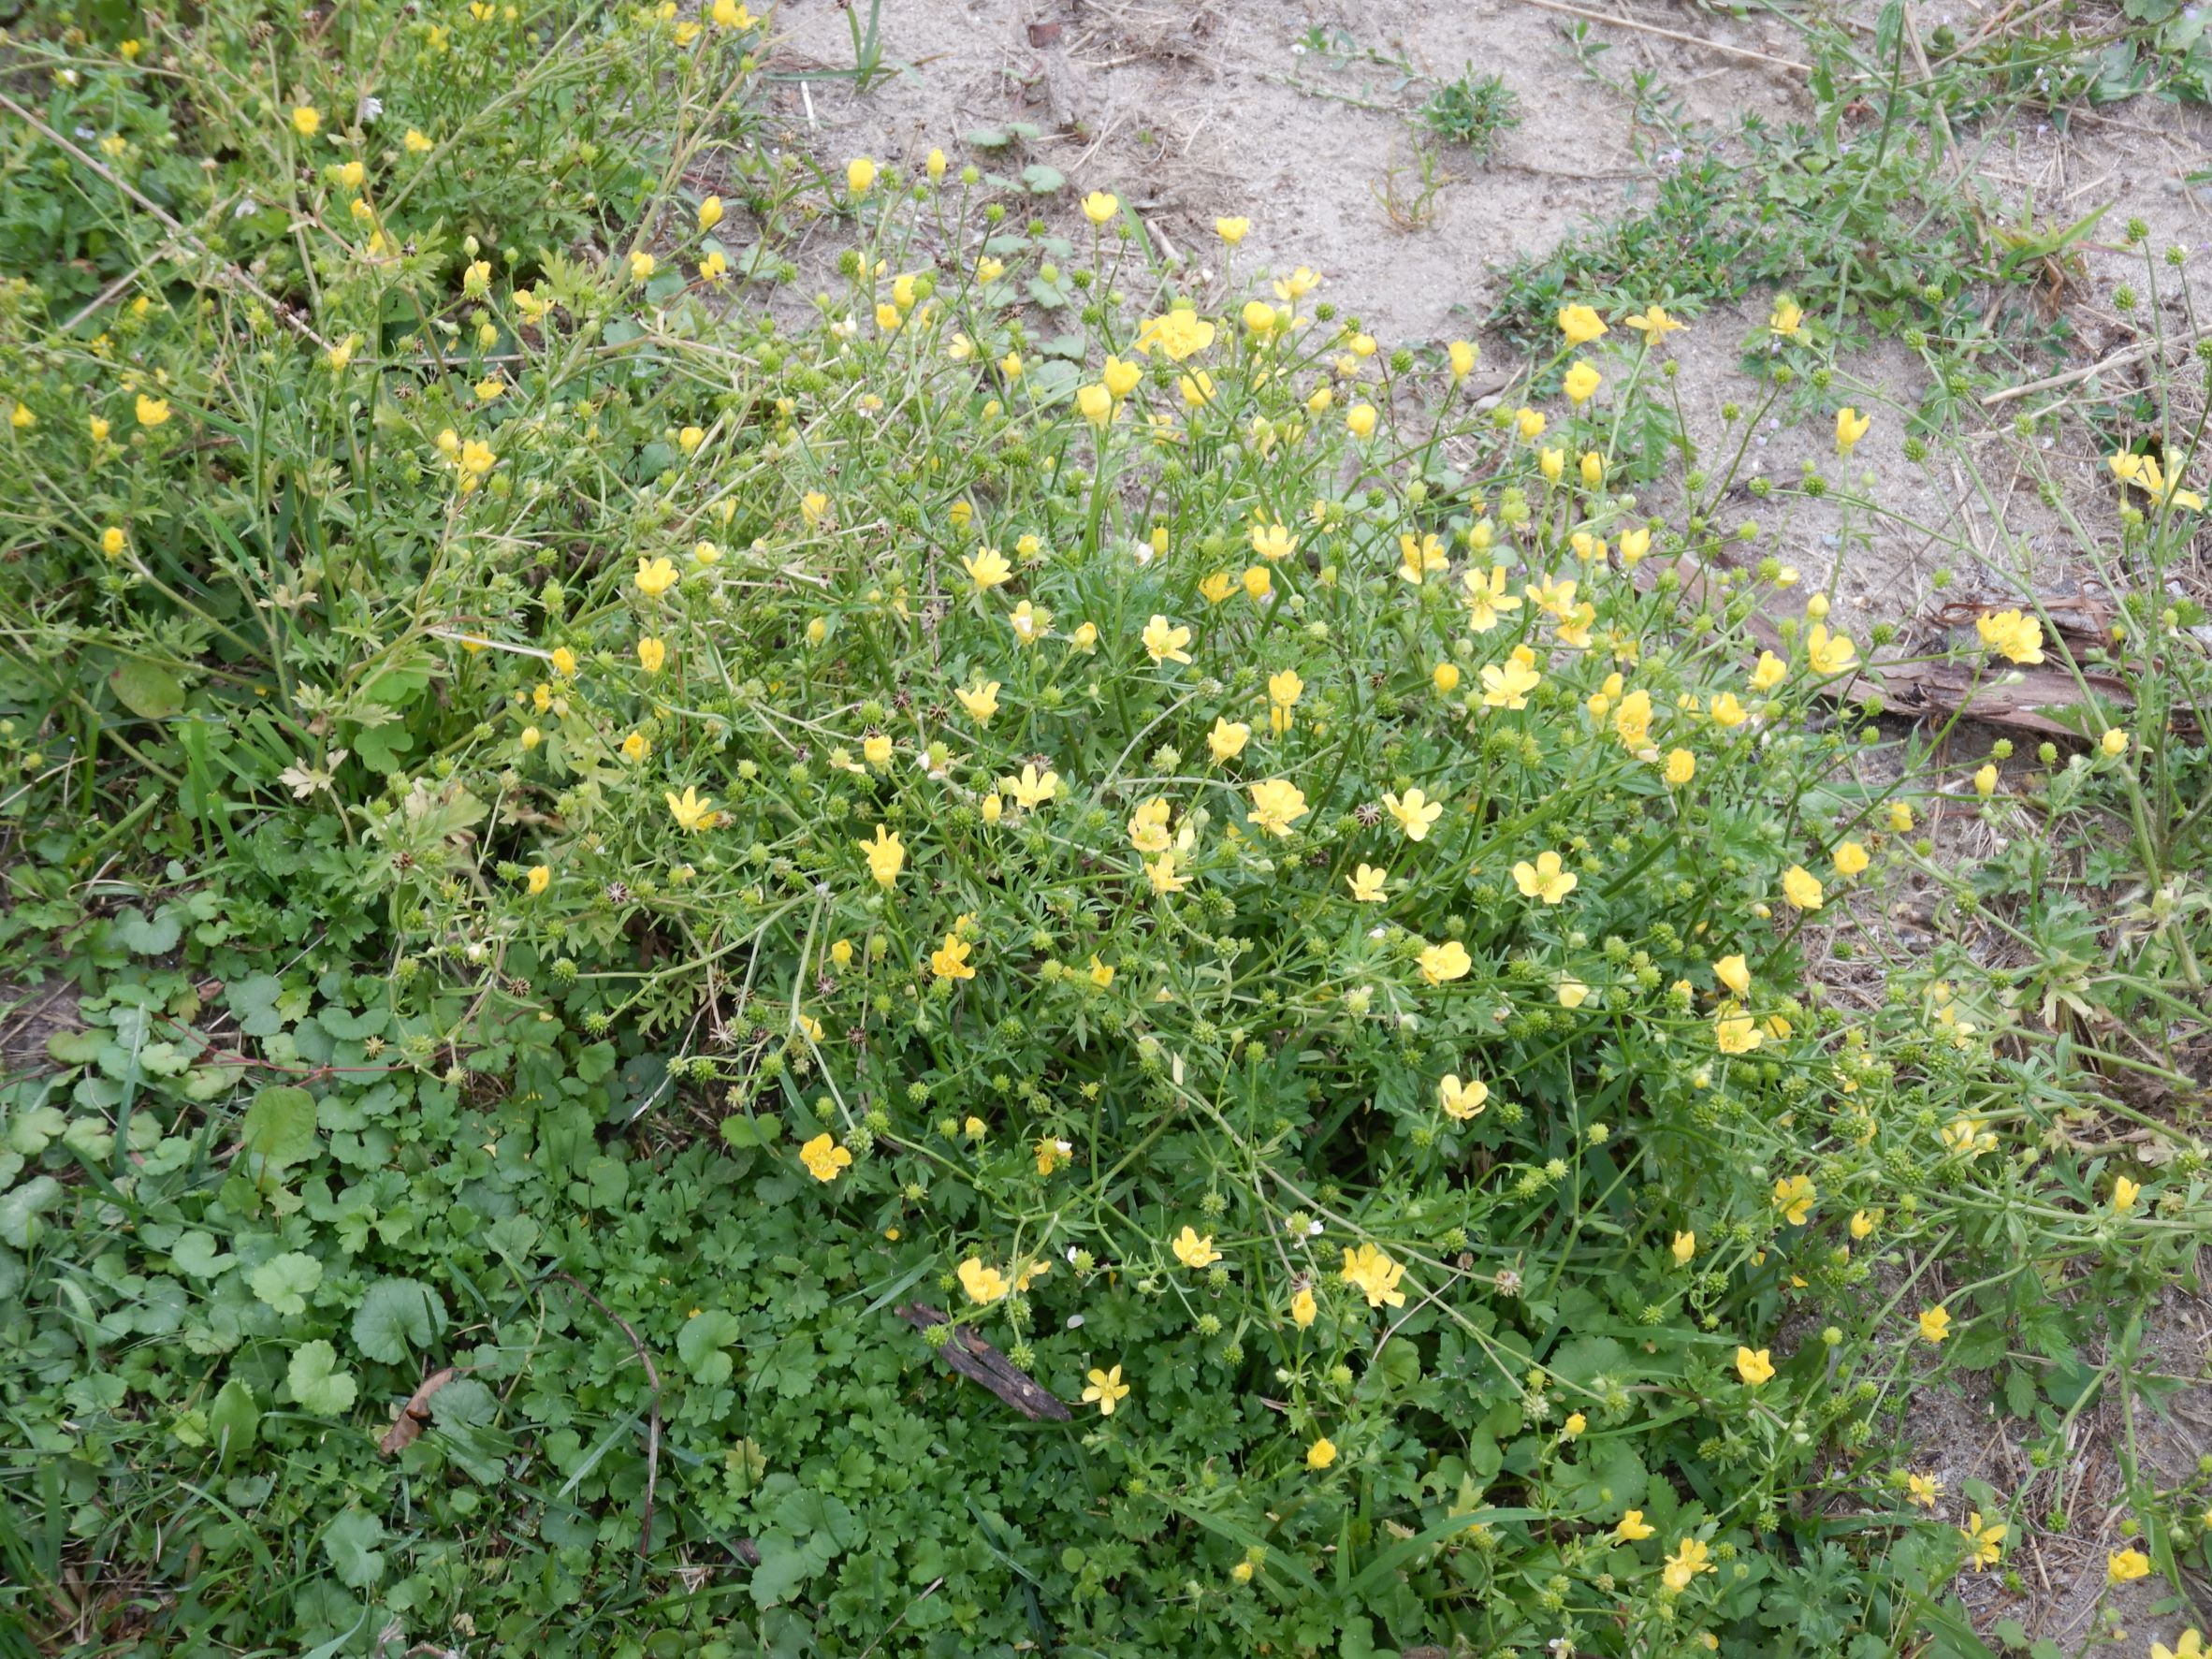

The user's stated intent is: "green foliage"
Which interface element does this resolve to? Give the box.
[0,1,2207,1655]
[1417,66,1521,163]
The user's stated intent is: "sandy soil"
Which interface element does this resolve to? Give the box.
[739,0,2212,1637]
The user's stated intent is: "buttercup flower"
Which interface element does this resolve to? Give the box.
[1960,1512,2006,1571]
[634,556,678,597]
[1615,1509,1656,1541]
[1171,1226,1220,1268]
[1003,763,1059,809]
[1662,1537,1713,1592]
[1769,298,1804,338]
[955,678,1001,723]
[1772,1174,1816,1225]
[1339,1242,1405,1308]
[1383,788,1443,842]
[1142,614,1193,665]
[1670,1231,1695,1264]
[861,824,905,886]
[1418,939,1472,985]
[1127,797,1172,854]
[1289,1286,1317,1327]
[929,934,976,980]
[1208,718,1252,763]
[1563,361,1601,404]
[1249,518,1298,561]
[2107,1548,2151,1584]
[1713,1013,1762,1055]
[1346,864,1389,903]
[1805,625,1856,676]
[1736,1346,1774,1385]
[799,1133,851,1182]
[1513,851,1578,904]
[1834,840,1870,878]
[1975,608,2045,664]
[1557,303,1607,346]
[1624,305,1685,339]
[964,546,1012,591]
[1463,565,1522,633]
[526,865,550,895]
[1247,779,1309,837]
[1917,1305,1952,1345]
[1438,1074,1488,1121]
[958,1258,1010,1304]
[1305,1435,1337,1470]
[1083,1364,1130,1415]
[1132,310,1216,361]
[1215,215,1249,244]
[665,787,715,832]
[846,155,877,197]
[1781,866,1824,910]
[2113,1175,2141,1213]
[1834,406,1871,456]
[1082,190,1118,224]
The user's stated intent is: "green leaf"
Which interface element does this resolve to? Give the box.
[248,1250,323,1317]
[238,1084,319,1171]
[0,1176,65,1248]
[287,1339,359,1415]
[209,1377,260,1467]
[352,1277,445,1363]
[110,660,185,720]
[322,1508,386,1589]
[169,1230,236,1277]
[113,905,182,954]
[1020,163,1064,195]
[677,1309,741,1385]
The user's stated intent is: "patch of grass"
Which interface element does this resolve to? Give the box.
[1417,65,1521,164]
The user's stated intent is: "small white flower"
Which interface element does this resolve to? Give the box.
[1065,1314,1084,1329]
[358,95,384,122]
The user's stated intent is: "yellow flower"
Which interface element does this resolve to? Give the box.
[1085,954,1114,988]
[1662,1537,1713,1592]
[1834,406,1871,456]
[1132,310,1217,361]
[1249,518,1298,561]
[1289,1286,1317,1327]
[1144,852,1188,895]
[290,105,322,138]
[2107,1548,2151,1583]
[1396,532,1448,585]
[1974,608,2045,664]
[1438,1074,1488,1121]
[1972,762,1999,798]
[1713,1013,1762,1055]
[1346,403,1377,439]
[665,787,715,832]
[1383,788,1443,842]
[1556,977,1590,1010]
[1612,688,1652,749]
[1008,600,1052,646]
[629,250,656,284]
[1070,621,1099,652]
[1805,624,1856,676]
[1171,1226,1220,1268]
[1102,355,1142,398]
[1624,305,1685,340]
[925,147,946,180]
[1709,691,1747,728]
[1557,303,1607,346]
[1127,797,1172,854]
[1271,267,1319,301]
[1917,1305,1952,1345]
[1077,382,1113,427]
[1769,298,1804,338]
[1772,1173,1816,1225]
[636,636,666,675]
[1833,840,1870,878]
[1142,614,1193,665]
[2110,449,2205,511]
[845,156,877,197]
[1960,1512,2006,1571]
[1339,1242,1406,1308]
[1735,1346,1774,1385]
[1003,763,1059,809]
[1539,446,1564,483]
[99,526,127,559]
[1082,1364,1130,1416]
[1418,939,1472,985]
[1670,1231,1695,1265]
[1241,298,1278,336]
[634,556,678,597]
[1448,339,1477,379]
[1215,215,1249,244]
[962,546,1012,591]
[1034,1136,1072,1176]
[1346,864,1389,904]
[1513,850,1579,905]
[1305,1435,1338,1470]
[958,1258,1010,1304]
[1749,650,1789,692]
[799,1132,852,1183]
[1563,361,1601,404]
[929,934,976,981]
[1199,571,1236,606]
[955,678,1000,723]
[1208,718,1252,764]
[860,824,905,887]
[134,394,171,428]
[550,647,578,678]
[1905,1471,1940,1508]
[1082,190,1118,224]
[526,865,550,895]
[1480,652,1541,710]
[1463,565,1523,633]
[697,194,723,230]
[1781,866,1824,911]
[404,128,433,154]
[1433,662,1462,694]
[1579,452,1605,489]
[1615,1509,1657,1541]
[2113,1175,2141,1213]
[1665,748,1695,785]
[620,731,651,764]
[1241,565,1273,602]
[1714,953,1751,997]
[1246,779,1309,837]
[1562,1411,1586,1438]
[1850,1209,1876,1239]
[2152,1633,2206,1659]
[1515,406,1546,442]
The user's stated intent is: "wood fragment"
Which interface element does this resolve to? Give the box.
[378,1366,459,1456]
[896,1303,1071,1419]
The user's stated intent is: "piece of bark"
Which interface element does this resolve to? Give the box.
[378,1367,458,1456]
[896,1303,1071,1420]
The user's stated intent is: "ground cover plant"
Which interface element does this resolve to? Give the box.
[1,3,2210,1656]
